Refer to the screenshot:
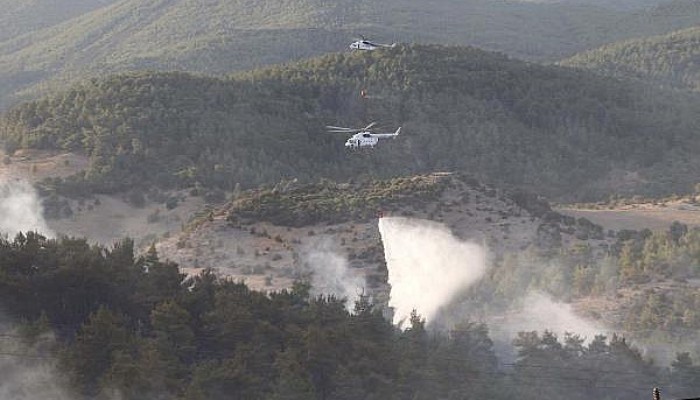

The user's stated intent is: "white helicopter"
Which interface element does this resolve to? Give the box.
[349,36,397,51]
[326,122,401,149]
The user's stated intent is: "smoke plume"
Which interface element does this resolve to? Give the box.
[301,237,366,310]
[378,217,488,326]
[488,291,606,362]
[0,356,73,400]
[0,179,53,238]
[0,318,73,400]
[497,291,605,339]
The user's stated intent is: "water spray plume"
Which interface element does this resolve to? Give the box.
[378,217,487,326]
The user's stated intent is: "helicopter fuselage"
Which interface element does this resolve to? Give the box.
[344,128,400,149]
[350,40,379,50]
[349,40,395,51]
[345,132,379,148]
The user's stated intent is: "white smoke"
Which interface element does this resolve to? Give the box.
[0,320,73,400]
[0,357,73,400]
[492,291,605,341]
[0,180,67,398]
[301,238,366,310]
[378,217,488,326]
[486,291,608,362]
[0,179,53,238]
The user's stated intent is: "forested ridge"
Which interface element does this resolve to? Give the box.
[2,231,700,400]
[474,221,700,332]
[3,44,700,200]
[226,174,450,227]
[5,0,700,110]
[6,2,700,399]
[562,26,700,92]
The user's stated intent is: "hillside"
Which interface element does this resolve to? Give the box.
[5,0,700,109]
[562,26,700,91]
[612,0,700,38]
[155,173,700,369]
[0,0,119,43]
[561,203,700,231]
[560,0,665,10]
[156,173,606,302]
[0,224,684,400]
[3,44,700,201]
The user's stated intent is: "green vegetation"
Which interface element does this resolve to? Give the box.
[471,221,700,338]
[2,231,699,399]
[5,0,700,109]
[228,175,448,227]
[3,44,700,200]
[562,26,700,91]
[1,70,331,195]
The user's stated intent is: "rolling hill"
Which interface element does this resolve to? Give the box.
[5,0,700,110]
[3,44,700,201]
[155,173,606,303]
[152,172,700,376]
[555,0,666,10]
[562,26,700,91]
[1,175,688,400]
[0,0,119,43]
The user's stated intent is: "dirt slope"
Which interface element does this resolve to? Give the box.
[156,174,605,301]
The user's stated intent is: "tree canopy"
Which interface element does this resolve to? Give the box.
[3,44,700,201]
[562,26,700,92]
[0,230,694,400]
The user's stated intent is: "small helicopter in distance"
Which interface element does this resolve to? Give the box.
[349,36,397,51]
[326,122,401,149]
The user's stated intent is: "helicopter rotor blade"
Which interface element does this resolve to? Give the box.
[363,121,377,131]
[326,128,361,134]
[325,125,356,131]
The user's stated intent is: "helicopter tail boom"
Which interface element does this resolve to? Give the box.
[371,127,402,139]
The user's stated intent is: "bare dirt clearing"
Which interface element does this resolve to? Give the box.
[558,202,700,231]
[48,193,206,248]
[0,148,207,249]
[0,148,89,182]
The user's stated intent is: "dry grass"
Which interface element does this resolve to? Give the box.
[558,202,700,231]
[0,148,89,182]
[47,192,206,248]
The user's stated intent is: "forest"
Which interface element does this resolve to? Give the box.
[227,175,448,227]
[6,0,700,111]
[458,219,700,353]
[563,26,700,92]
[3,45,700,201]
[2,231,700,400]
[6,1,700,399]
